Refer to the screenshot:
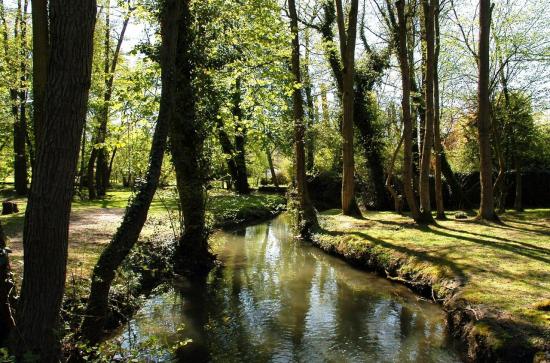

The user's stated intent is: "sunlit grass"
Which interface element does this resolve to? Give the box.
[315,209,550,339]
[0,188,285,286]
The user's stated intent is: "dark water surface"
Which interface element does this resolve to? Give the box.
[112,215,463,362]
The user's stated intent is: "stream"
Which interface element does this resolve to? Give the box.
[110,214,463,362]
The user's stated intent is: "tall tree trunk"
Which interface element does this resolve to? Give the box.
[79,1,175,340]
[95,1,131,197]
[335,0,360,217]
[288,0,318,234]
[31,0,48,148]
[266,147,279,187]
[319,2,387,210]
[9,0,28,196]
[354,73,387,210]
[170,0,214,276]
[87,145,97,199]
[232,77,250,195]
[433,3,445,220]
[9,0,96,360]
[386,134,405,213]
[477,0,497,221]
[418,0,435,224]
[304,29,315,173]
[79,127,87,191]
[0,221,15,344]
[396,0,420,221]
[17,0,29,195]
[514,159,523,212]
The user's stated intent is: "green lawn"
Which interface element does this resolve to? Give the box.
[1,188,286,284]
[314,209,550,350]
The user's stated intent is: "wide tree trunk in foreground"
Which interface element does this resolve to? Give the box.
[170,0,214,276]
[335,0,361,216]
[79,0,175,342]
[396,0,421,222]
[477,0,497,221]
[0,221,15,344]
[9,0,96,360]
[288,0,318,234]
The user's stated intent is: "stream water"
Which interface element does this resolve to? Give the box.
[111,214,463,362]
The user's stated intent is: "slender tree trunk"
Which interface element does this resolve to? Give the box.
[514,159,523,212]
[79,127,87,191]
[9,0,96,360]
[106,146,117,186]
[335,0,360,217]
[266,148,279,187]
[0,221,15,344]
[170,0,214,276]
[477,0,497,221]
[31,0,48,148]
[95,1,131,197]
[232,77,250,194]
[418,0,435,223]
[433,3,445,219]
[80,1,175,340]
[396,0,420,221]
[87,145,97,199]
[319,2,387,211]
[9,1,28,196]
[304,30,315,173]
[288,0,318,234]
[386,133,405,213]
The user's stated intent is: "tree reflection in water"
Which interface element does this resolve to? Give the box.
[115,215,463,362]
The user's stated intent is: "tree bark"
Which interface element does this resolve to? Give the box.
[87,145,98,199]
[386,133,405,213]
[95,1,131,197]
[79,1,175,340]
[477,0,497,221]
[303,30,315,173]
[335,0,361,217]
[433,3,445,220]
[9,0,96,360]
[232,77,250,194]
[31,0,48,148]
[396,0,420,221]
[514,159,523,212]
[288,0,318,234]
[0,221,15,344]
[318,2,387,211]
[266,147,279,187]
[170,0,214,276]
[418,0,435,224]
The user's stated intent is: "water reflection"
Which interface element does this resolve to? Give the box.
[114,215,462,362]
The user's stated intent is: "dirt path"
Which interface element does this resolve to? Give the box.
[7,208,125,284]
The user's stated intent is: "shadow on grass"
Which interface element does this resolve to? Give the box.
[373,219,550,265]
[317,226,469,285]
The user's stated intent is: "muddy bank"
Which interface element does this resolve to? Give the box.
[309,229,549,363]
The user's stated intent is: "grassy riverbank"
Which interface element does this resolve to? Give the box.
[312,209,550,362]
[0,188,286,285]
